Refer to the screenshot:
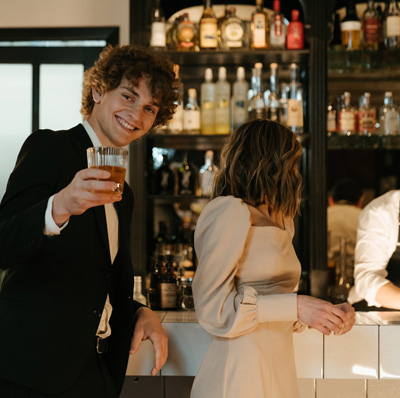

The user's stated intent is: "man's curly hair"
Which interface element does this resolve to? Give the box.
[81,45,179,127]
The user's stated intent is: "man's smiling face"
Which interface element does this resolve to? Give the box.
[88,76,160,147]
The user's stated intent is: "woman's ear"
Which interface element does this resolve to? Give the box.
[92,87,103,104]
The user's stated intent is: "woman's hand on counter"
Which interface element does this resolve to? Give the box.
[333,302,355,335]
[297,295,354,336]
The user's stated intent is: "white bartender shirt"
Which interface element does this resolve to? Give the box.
[43,120,117,338]
[348,190,400,307]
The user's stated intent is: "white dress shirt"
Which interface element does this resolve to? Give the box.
[348,190,400,307]
[43,120,118,338]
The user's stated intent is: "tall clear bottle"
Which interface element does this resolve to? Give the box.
[338,91,357,135]
[287,63,303,134]
[231,66,249,131]
[251,0,269,49]
[150,0,166,50]
[362,0,380,50]
[248,63,266,120]
[199,150,218,197]
[200,0,218,50]
[379,91,400,135]
[201,68,215,135]
[341,0,362,50]
[383,0,400,49]
[183,88,201,135]
[270,0,286,49]
[265,63,279,122]
[215,67,231,135]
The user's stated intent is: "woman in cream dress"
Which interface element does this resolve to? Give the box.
[191,120,355,398]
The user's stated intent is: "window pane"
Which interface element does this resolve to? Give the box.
[0,64,33,201]
[39,64,84,131]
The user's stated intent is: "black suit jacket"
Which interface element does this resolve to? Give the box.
[0,124,143,395]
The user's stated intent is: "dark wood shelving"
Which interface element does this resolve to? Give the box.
[328,134,400,150]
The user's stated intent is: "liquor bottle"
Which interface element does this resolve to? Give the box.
[199,150,218,197]
[341,0,362,50]
[327,98,337,135]
[270,0,286,49]
[358,92,376,135]
[183,88,201,135]
[287,63,303,134]
[201,68,215,135]
[231,66,249,131]
[279,82,289,126]
[362,0,380,50]
[248,63,266,120]
[147,255,163,310]
[383,0,400,49]
[133,276,147,305]
[199,0,218,50]
[178,152,196,195]
[251,0,269,49]
[176,13,196,51]
[159,255,178,310]
[166,16,180,50]
[214,67,231,135]
[378,91,400,135]
[286,9,304,50]
[265,63,279,122]
[168,64,184,134]
[338,91,357,135]
[220,6,245,49]
[329,12,343,50]
[154,154,174,194]
[149,0,166,51]
[154,220,169,256]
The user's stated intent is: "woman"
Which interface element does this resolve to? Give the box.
[190,119,355,398]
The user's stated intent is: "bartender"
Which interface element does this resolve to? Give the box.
[348,189,400,311]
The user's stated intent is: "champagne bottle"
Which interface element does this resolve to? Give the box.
[159,255,178,310]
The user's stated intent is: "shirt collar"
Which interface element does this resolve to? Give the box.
[82,120,102,147]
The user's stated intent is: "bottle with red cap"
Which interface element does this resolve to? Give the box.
[287,9,304,49]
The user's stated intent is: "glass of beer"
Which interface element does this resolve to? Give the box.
[87,146,128,195]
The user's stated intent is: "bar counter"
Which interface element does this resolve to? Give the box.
[123,311,400,398]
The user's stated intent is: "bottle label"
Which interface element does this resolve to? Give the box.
[327,110,337,132]
[225,22,244,47]
[358,109,376,133]
[178,21,195,47]
[183,109,201,131]
[287,99,303,127]
[387,16,400,38]
[150,22,166,47]
[160,283,177,308]
[253,13,267,47]
[364,18,379,44]
[384,111,399,133]
[200,19,218,48]
[339,110,356,131]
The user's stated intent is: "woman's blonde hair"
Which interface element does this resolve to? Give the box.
[81,45,178,127]
[212,119,303,218]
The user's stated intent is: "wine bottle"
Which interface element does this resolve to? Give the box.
[149,0,166,51]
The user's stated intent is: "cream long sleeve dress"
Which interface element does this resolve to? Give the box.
[190,196,305,398]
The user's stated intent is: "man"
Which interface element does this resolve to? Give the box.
[327,178,363,258]
[0,45,178,397]
[348,190,400,310]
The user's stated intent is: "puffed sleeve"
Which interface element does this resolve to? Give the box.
[193,196,298,339]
